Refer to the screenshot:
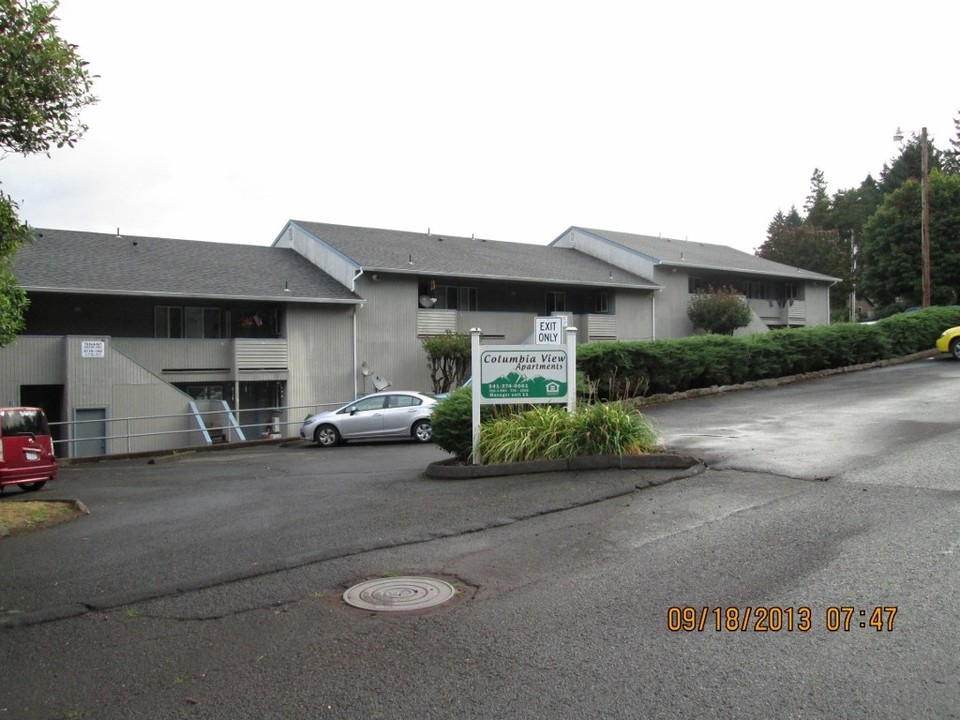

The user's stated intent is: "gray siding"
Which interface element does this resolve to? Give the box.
[0,336,65,405]
[609,291,655,341]
[284,304,356,413]
[653,270,698,338]
[354,275,434,394]
[63,336,198,456]
[803,283,832,325]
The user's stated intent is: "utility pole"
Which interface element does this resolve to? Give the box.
[920,127,931,307]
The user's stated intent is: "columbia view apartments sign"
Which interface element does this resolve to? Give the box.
[469,321,577,463]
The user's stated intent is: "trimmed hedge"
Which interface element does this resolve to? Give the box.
[579,307,960,400]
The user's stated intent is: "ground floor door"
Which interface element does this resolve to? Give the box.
[73,408,107,458]
[19,385,65,456]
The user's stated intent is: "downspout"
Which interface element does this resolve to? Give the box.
[651,289,660,340]
[827,278,839,323]
[353,268,364,399]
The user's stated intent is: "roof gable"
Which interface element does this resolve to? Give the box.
[14,229,361,303]
[571,227,840,282]
[289,221,659,289]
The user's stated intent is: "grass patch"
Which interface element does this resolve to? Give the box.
[475,402,661,464]
[0,500,84,538]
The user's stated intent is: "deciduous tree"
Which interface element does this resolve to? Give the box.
[421,332,471,394]
[0,0,96,345]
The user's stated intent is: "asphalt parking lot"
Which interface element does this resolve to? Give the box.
[0,439,700,627]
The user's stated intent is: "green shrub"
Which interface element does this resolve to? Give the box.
[875,307,960,356]
[578,307,960,399]
[430,387,474,461]
[430,387,521,462]
[687,286,752,335]
[475,403,659,464]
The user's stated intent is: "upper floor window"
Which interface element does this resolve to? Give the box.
[748,282,767,300]
[435,285,478,311]
[546,291,566,313]
[155,306,221,338]
[155,306,183,338]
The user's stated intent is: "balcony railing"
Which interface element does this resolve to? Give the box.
[111,337,289,375]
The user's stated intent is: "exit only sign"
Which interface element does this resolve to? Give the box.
[534,316,567,344]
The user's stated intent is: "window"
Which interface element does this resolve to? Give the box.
[546,291,566,313]
[155,306,183,338]
[434,285,478,311]
[185,307,221,338]
[387,395,422,408]
[345,396,387,413]
[688,277,703,294]
[749,282,767,300]
[155,306,221,338]
[785,283,799,300]
[594,292,609,313]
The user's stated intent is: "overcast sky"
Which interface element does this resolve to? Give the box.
[4,1,958,255]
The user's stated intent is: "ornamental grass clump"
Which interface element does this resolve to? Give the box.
[475,402,659,464]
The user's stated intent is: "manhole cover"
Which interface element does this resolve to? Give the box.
[343,576,456,612]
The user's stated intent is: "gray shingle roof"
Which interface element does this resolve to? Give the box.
[13,229,361,303]
[571,227,841,282]
[291,221,659,289]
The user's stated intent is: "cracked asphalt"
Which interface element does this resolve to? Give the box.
[0,442,700,627]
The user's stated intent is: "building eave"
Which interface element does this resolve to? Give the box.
[21,286,363,305]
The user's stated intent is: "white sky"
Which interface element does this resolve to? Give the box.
[3,0,958,254]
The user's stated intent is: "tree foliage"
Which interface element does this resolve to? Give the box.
[880,132,944,194]
[945,109,960,175]
[0,0,96,345]
[421,331,471,393]
[861,171,960,309]
[687,286,752,335]
[0,0,97,155]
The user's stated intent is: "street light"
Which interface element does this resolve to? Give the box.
[893,126,932,307]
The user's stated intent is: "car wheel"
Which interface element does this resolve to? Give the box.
[314,425,341,448]
[951,339,960,360]
[19,481,46,492]
[412,419,433,443]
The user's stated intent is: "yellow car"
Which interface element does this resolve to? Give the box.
[936,326,960,359]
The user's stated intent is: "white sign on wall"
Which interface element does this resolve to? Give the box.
[81,340,105,358]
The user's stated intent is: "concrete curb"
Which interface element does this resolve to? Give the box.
[425,453,701,479]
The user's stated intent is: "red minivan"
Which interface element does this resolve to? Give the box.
[0,407,58,492]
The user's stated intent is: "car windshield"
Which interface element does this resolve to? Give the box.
[0,409,49,436]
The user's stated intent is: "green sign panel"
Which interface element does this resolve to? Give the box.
[479,348,568,401]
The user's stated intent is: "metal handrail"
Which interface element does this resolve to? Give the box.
[50,402,347,455]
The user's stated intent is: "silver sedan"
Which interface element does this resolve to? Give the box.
[300,391,439,447]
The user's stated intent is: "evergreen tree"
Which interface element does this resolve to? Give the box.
[944,110,960,175]
[803,169,832,228]
[861,171,960,308]
[880,132,944,194]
